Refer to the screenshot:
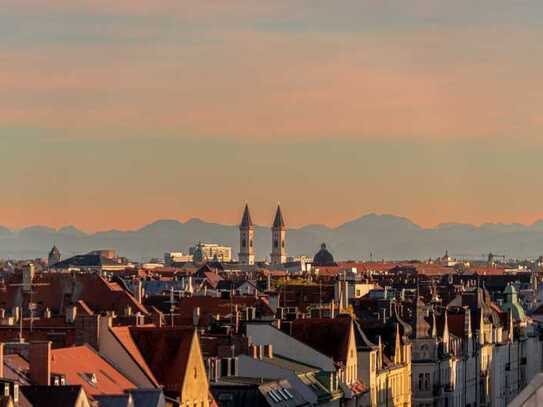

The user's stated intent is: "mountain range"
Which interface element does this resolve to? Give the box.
[1,213,543,261]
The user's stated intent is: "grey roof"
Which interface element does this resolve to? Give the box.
[128,389,166,407]
[313,243,336,266]
[93,394,133,407]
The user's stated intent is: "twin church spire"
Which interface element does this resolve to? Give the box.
[238,204,286,266]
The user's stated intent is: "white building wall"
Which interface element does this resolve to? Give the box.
[245,323,335,372]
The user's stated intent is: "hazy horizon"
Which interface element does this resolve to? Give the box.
[5,211,543,235]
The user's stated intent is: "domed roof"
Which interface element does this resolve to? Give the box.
[313,243,336,266]
[502,283,526,322]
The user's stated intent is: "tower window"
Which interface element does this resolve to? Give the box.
[282,241,285,248]
[250,240,253,247]
[274,240,278,248]
[242,239,246,248]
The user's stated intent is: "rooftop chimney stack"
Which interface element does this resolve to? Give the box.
[30,341,51,385]
[0,343,4,378]
[193,307,201,327]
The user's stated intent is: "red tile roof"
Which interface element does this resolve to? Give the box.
[1,273,148,317]
[5,345,137,397]
[50,345,137,396]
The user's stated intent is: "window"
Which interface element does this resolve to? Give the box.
[424,373,430,390]
[274,240,279,248]
[282,240,285,248]
[194,367,197,379]
[242,239,246,248]
[418,374,423,391]
[250,240,253,247]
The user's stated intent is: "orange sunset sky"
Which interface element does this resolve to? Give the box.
[1,0,543,232]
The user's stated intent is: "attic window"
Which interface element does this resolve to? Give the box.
[79,372,98,387]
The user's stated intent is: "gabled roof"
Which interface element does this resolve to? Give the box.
[290,316,352,365]
[110,326,160,387]
[272,205,285,229]
[125,327,197,393]
[240,204,254,228]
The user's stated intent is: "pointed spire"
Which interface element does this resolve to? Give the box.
[465,307,472,338]
[272,204,285,229]
[431,308,437,338]
[442,309,450,354]
[394,323,402,364]
[479,310,485,345]
[240,204,254,228]
[377,336,383,369]
[508,308,514,342]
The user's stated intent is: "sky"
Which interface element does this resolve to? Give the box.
[1,0,543,232]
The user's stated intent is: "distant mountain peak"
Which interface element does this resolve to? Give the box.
[58,225,87,236]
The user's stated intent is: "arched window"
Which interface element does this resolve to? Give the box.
[250,240,253,247]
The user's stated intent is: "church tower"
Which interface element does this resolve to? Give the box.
[239,204,255,265]
[271,204,287,265]
[48,245,61,267]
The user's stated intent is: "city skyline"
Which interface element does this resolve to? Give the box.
[2,0,543,231]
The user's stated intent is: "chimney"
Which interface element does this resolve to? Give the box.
[135,312,145,327]
[249,344,259,359]
[151,309,164,328]
[193,307,201,327]
[233,305,240,333]
[273,319,281,330]
[75,314,101,351]
[12,307,20,322]
[65,304,77,323]
[30,341,51,385]
[264,344,273,359]
[135,279,143,303]
[0,343,4,378]
[22,264,35,292]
